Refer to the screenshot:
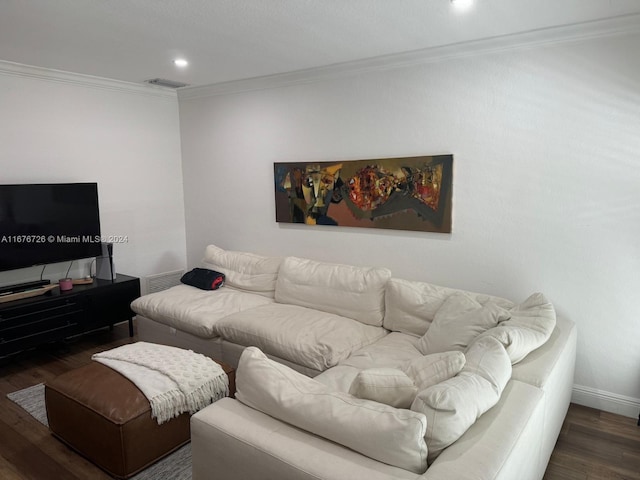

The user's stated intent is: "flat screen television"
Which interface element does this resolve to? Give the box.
[0,183,102,272]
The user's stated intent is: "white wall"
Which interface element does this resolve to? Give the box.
[0,63,187,286]
[178,31,640,416]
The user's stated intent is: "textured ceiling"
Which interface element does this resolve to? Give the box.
[1,0,640,88]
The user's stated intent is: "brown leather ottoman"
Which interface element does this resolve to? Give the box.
[45,360,235,479]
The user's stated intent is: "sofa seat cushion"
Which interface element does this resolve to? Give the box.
[202,244,282,298]
[275,256,391,326]
[235,347,428,474]
[214,303,388,371]
[131,285,273,338]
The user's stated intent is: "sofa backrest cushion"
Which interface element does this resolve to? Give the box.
[275,256,391,326]
[384,278,514,336]
[401,351,466,391]
[202,244,281,298]
[348,368,418,409]
[477,292,557,364]
[236,346,428,474]
[411,336,512,463]
[416,293,511,355]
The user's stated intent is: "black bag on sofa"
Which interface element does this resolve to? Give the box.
[180,268,225,290]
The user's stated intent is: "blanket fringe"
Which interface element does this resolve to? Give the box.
[150,373,229,424]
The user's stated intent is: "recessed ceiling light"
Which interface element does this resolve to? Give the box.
[451,0,474,10]
[173,58,188,68]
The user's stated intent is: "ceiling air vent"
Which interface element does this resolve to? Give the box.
[144,78,189,89]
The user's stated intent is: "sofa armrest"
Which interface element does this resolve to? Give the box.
[191,398,419,480]
[424,380,544,480]
[192,380,545,480]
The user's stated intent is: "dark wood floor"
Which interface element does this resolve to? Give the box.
[544,403,640,480]
[1,326,639,480]
[0,324,136,480]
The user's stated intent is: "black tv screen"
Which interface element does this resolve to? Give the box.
[0,183,102,272]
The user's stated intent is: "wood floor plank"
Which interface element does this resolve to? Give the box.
[567,405,640,442]
[0,415,85,480]
[0,389,109,480]
[0,454,27,480]
[545,403,640,480]
[543,458,587,480]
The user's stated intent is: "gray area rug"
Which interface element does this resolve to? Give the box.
[7,383,192,480]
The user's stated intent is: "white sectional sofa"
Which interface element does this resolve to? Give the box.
[131,244,577,480]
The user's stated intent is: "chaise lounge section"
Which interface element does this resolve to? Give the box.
[131,244,577,479]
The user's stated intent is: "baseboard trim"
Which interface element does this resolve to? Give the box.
[572,384,640,419]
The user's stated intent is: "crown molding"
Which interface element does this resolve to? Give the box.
[179,13,640,101]
[0,60,177,100]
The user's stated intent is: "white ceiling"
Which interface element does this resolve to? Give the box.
[1,0,640,88]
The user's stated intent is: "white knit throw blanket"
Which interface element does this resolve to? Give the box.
[92,342,229,424]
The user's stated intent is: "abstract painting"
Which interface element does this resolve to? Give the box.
[274,155,453,233]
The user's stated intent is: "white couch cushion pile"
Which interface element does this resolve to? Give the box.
[235,346,429,474]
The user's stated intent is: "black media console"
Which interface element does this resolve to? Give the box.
[0,274,140,358]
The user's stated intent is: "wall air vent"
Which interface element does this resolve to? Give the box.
[144,78,189,89]
[144,270,184,295]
